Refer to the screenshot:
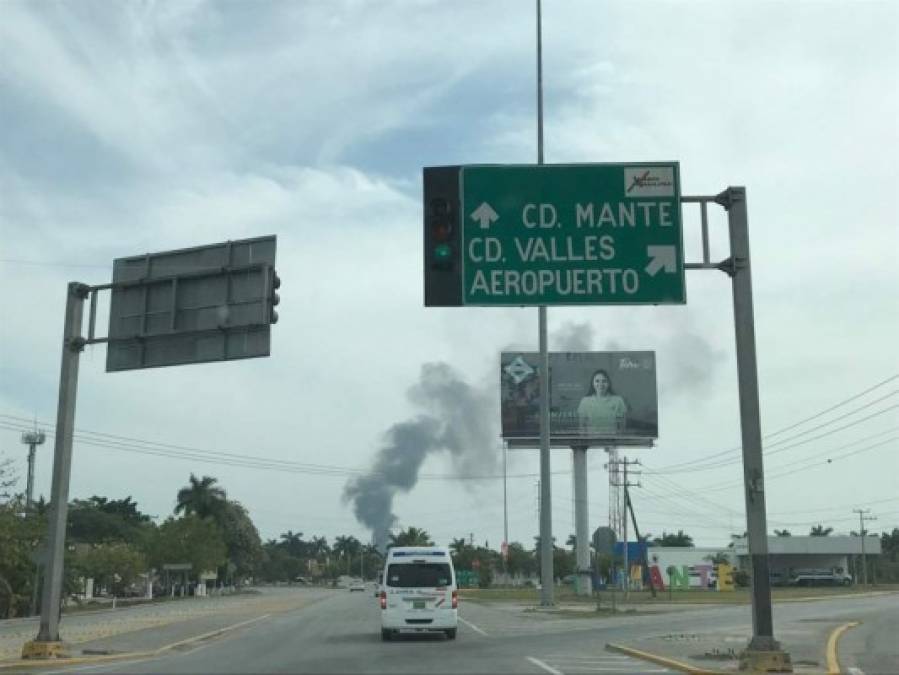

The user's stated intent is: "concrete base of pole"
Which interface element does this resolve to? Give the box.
[576,571,592,596]
[738,647,793,672]
[21,640,70,659]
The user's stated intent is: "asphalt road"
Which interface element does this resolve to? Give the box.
[25,590,899,674]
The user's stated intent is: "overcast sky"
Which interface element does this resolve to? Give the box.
[1,0,897,550]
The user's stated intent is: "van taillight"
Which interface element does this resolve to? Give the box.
[451,590,458,609]
[379,591,387,610]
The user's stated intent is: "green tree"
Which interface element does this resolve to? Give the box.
[505,542,536,577]
[449,538,470,557]
[361,544,382,581]
[333,535,361,573]
[174,474,227,520]
[809,525,833,536]
[652,530,694,547]
[73,543,147,596]
[388,527,433,547]
[217,501,263,579]
[0,496,45,618]
[0,456,17,502]
[68,497,154,547]
[308,535,330,561]
[279,530,306,558]
[881,528,899,562]
[149,515,227,577]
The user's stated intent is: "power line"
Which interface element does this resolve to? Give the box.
[646,406,898,476]
[648,375,898,473]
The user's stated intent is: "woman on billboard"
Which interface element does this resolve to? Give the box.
[577,369,627,436]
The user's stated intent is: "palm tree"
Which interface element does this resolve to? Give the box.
[174,474,227,520]
[449,538,469,557]
[309,536,330,561]
[279,530,305,557]
[333,535,361,573]
[388,526,433,547]
[810,525,833,536]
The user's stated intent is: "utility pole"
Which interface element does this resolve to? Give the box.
[20,427,46,510]
[605,447,621,535]
[624,481,655,598]
[853,509,876,586]
[22,427,47,618]
[609,456,640,600]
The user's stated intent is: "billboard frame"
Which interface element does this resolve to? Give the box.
[500,350,658,447]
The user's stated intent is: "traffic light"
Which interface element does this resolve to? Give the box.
[266,268,280,324]
[423,166,462,306]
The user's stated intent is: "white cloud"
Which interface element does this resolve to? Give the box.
[1,0,896,548]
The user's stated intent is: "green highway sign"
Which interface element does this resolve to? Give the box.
[460,163,685,306]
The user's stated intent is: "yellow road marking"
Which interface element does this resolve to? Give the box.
[606,643,724,674]
[826,621,860,674]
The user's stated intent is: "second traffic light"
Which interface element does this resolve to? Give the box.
[266,268,280,324]
[423,166,462,306]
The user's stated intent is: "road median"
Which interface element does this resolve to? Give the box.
[0,588,332,668]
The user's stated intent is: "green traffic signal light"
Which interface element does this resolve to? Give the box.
[433,243,452,265]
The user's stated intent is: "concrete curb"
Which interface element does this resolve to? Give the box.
[606,643,726,674]
[825,621,860,675]
[0,613,271,670]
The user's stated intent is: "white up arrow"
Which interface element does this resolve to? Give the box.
[645,245,677,276]
[470,202,499,229]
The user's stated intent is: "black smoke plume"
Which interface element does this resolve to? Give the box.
[343,362,496,550]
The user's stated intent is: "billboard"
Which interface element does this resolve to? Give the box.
[106,235,277,371]
[500,351,657,445]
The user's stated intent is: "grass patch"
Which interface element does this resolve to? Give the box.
[459,584,899,605]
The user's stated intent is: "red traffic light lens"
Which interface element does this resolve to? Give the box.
[432,222,452,242]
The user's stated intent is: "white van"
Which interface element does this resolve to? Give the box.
[379,546,458,641]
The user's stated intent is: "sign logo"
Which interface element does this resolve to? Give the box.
[624,167,675,197]
[504,355,535,384]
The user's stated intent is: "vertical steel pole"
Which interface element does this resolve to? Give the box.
[622,459,629,600]
[536,0,553,607]
[572,446,591,595]
[538,306,553,605]
[35,282,87,644]
[724,188,787,664]
[503,442,509,576]
[25,445,36,510]
[27,442,39,618]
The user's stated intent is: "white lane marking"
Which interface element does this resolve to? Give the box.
[847,668,865,675]
[458,616,488,635]
[527,656,565,675]
[542,655,633,661]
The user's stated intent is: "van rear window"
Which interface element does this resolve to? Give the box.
[386,563,452,588]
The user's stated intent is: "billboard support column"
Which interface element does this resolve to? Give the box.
[723,187,791,671]
[26,283,88,655]
[538,307,553,606]
[572,445,591,596]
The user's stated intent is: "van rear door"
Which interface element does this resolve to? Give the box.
[386,560,453,614]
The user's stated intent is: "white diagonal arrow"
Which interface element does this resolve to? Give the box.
[645,245,677,276]
[470,202,499,229]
